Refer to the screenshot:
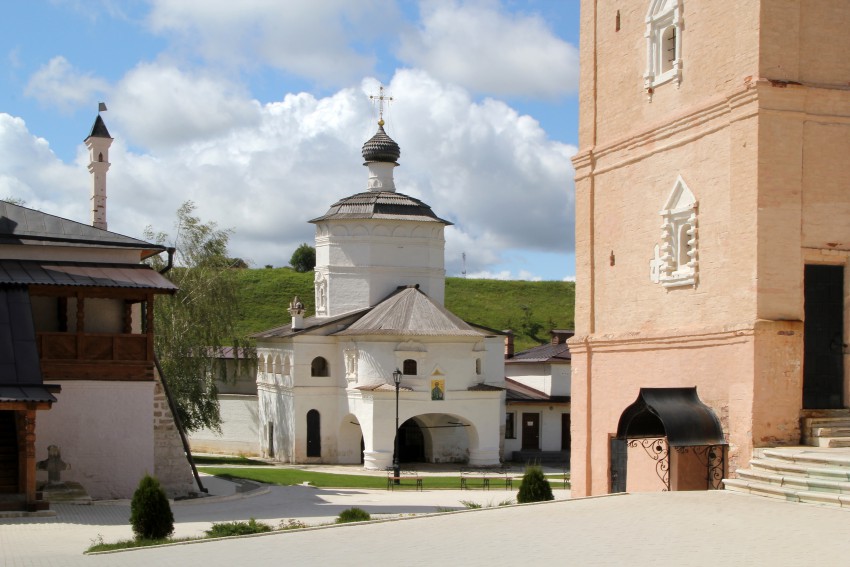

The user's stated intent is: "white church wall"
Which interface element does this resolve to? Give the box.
[189,394,260,456]
[291,386,342,462]
[257,382,294,462]
[35,381,155,499]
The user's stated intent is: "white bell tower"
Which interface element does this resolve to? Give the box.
[85,103,113,231]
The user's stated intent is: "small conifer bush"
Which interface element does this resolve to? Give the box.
[129,474,174,540]
[516,465,554,504]
[336,507,371,523]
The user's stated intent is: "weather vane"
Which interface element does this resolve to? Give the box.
[369,85,393,125]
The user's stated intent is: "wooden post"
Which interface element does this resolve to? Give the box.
[75,292,85,359]
[17,410,37,510]
[146,294,155,362]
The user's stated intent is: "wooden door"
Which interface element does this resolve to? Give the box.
[306,410,321,457]
[521,413,540,450]
[804,265,845,409]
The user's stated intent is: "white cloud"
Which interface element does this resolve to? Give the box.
[398,0,579,98]
[24,56,110,112]
[110,63,262,149]
[3,67,574,277]
[465,269,543,281]
[146,0,399,86]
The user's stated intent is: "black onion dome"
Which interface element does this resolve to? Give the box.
[361,122,400,163]
[309,192,451,225]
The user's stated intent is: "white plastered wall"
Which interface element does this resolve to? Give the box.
[35,381,155,499]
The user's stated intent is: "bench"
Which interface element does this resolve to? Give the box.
[386,469,423,491]
[461,467,516,490]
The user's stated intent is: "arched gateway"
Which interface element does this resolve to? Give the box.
[610,388,726,492]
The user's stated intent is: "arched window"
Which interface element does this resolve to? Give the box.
[475,358,482,375]
[644,0,682,91]
[306,409,321,457]
[311,356,329,377]
[403,359,417,375]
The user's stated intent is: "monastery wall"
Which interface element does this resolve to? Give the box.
[36,381,155,499]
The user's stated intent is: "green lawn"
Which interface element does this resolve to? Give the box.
[198,467,569,490]
[232,268,575,352]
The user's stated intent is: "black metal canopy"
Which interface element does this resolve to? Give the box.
[616,387,726,447]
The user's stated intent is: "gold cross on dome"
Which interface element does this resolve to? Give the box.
[369,85,393,125]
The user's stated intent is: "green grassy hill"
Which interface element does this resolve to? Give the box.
[233,268,574,352]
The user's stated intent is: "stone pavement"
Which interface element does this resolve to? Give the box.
[1,473,849,566]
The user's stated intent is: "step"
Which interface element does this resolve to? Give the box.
[810,427,850,437]
[802,418,850,430]
[751,458,850,481]
[759,447,850,469]
[800,409,850,419]
[723,477,847,506]
[736,468,850,494]
[802,437,850,448]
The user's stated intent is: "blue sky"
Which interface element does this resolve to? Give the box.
[1,0,580,280]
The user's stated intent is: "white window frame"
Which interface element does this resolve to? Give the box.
[645,0,682,92]
[651,176,698,288]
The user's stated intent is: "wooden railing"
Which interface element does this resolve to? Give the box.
[36,332,154,381]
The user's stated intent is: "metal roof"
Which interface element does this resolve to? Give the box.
[616,387,727,447]
[0,201,165,255]
[507,342,572,364]
[87,114,112,139]
[361,123,400,163]
[251,308,371,339]
[0,288,58,403]
[334,286,484,337]
[0,260,177,292]
[309,191,452,225]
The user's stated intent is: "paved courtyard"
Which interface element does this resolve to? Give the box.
[1,474,849,566]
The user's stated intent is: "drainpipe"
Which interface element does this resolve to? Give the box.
[159,247,176,275]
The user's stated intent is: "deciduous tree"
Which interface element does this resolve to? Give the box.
[145,201,247,432]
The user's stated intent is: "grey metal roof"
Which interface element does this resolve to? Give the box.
[0,260,177,292]
[0,288,58,403]
[361,123,400,163]
[309,191,452,224]
[0,201,165,256]
[87,115,112,139]
[507,342,571,364]
[251,308,371,339]
[334,286,484,337]
[504,377,570,404]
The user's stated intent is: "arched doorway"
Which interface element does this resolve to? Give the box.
[611,388,726,493]
[395,414,475,464]
[306,409,321,458]
[398,419,425,463]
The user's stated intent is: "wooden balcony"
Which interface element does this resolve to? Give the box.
[36,332,154,382]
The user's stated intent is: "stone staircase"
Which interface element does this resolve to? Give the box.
[723,410,850,506]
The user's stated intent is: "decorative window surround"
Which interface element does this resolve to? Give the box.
[650,176,698,288]
[314,272,327,316]
[644,0,682,95]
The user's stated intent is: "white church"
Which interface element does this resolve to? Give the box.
[253,118,506,470]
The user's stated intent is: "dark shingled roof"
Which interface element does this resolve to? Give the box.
[309,191,452,224]
[87,114,111,139]
[361,123,400,163]
[334,286,484,337]
[0,260,177,292]
[0,201,165,257]
[0,287,59,403]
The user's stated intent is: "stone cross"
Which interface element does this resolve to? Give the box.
[37,444,70,486]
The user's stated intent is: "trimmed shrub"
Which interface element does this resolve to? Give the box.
[205,518,273,538]
[129,474,174,540]
[516,465,555,504]
[336,507,371,524]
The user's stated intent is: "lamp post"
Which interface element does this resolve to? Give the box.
[392,368,402,485]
